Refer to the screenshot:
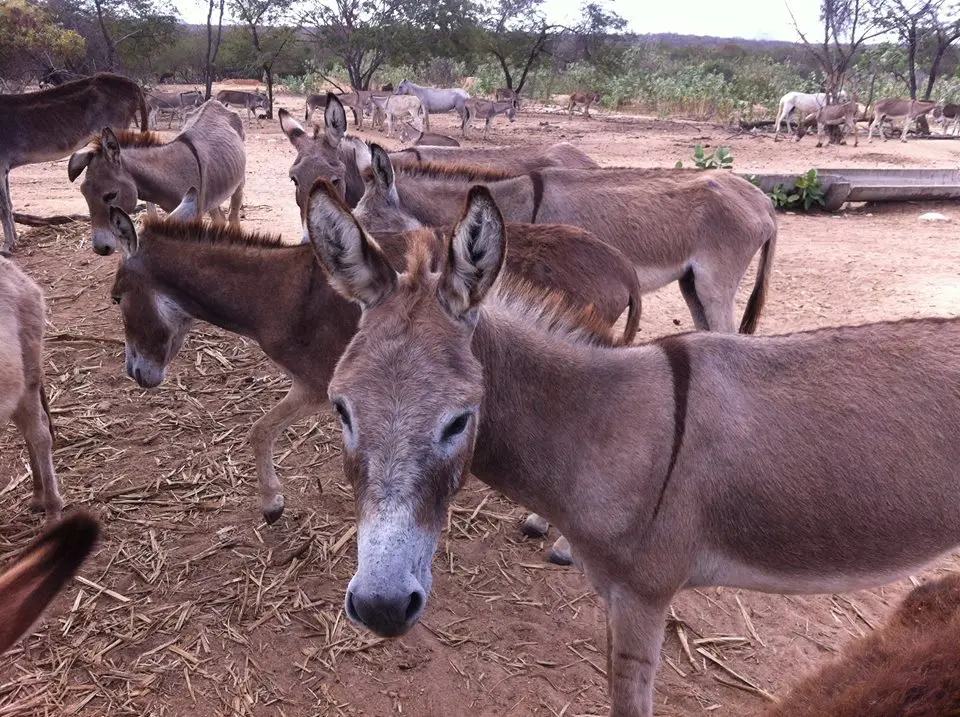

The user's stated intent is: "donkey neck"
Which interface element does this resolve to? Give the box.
[467,306,674,545]
[122,140,201,210]
[139,239,302,334]
[137,236,361,390]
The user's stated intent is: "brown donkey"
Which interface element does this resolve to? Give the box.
[763,573,960,717]
[67,99,246,255]
[279,95,598,209]
[308,182,960,717]
[0,511,99,653]
[356,144,777,334]
[0,258,64,522]
[0,72,148,255]
[104,189,638,524]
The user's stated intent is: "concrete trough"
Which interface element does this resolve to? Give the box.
[741,168,960,211]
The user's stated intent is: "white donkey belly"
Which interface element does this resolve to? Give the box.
[691,548,951,595]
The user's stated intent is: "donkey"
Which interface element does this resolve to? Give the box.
[396,79,469,131]
[104,189,640,524]
[568,90,602,117]
[215,89,268,125]
[763,574,960,717]
[0,72,148,255]
[307,180,960,717]
[0,258,63,522]
[278,95,599,209]
[773,91,848,139]
[0,511,99,654]
[494,87,520,104]
[795,100,859,147]
[868,98,938,142]
[67,99,246,255]
[932,103,960,135]
[355,144,776,334]
[305,91,374,126]
[146,89,201,129]
[460,98,517,138]
[367,94,426,139]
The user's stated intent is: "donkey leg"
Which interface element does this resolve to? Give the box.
[228,181,245,226]
[900,118,911,142]
[607,591,670,717]
[249,381,321,525]
[689,267,737,333]
[677,268,709,331]
[0,166,18,256]
[12,386,63,523]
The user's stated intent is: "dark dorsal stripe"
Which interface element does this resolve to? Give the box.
[530,171,544,223]
[649,335,691,524]
[176,133,204,207]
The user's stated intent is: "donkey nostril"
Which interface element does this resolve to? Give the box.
[405,591,424,621]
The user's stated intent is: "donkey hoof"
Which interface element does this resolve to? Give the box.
[0,247,12,258]
[521,513,550,538]
[547,536,574,566]
[263,496,285,525]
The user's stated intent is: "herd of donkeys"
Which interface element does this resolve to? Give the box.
[1,72,960,716]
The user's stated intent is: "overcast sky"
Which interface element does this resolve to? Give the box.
[172,0,822,43]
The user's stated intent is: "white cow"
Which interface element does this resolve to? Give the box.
[774,91,848,139]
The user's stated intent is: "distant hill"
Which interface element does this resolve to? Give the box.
[627,32,804,51]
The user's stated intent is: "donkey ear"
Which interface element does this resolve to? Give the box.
[438,185,506,321]
[0,511,99,654]
[109,206,139,258]
[167,187,200,221]
[101,127,121,164]
[369,144,395,191]
[353,139,373,174]
[67,151,93,182]
[306,179,397,308]
[278,108,306,143]
[324,94,346,146]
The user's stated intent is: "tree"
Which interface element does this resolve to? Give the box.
[303,0,475,91]
[204,0,226,99]
[0,0,85,80]
[789,0,887,99]
[87,0,179,71]
[478,0,625,94]
[873,0,960,100]
[231,0,299,118]
[479,0,555,94]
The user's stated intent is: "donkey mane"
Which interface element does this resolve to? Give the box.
[395,233,618,348]
[141,216,287,248]
[92,130,167,151]
[365,160,520,183]
[487,276,621,348]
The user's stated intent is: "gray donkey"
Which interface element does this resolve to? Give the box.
[67,99,246,255]
[0,72,147,255]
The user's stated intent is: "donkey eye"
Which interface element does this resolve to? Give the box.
[441,413,471,442]
[103,191,118,203]
[333,400,351,429]
[331,177,341,186]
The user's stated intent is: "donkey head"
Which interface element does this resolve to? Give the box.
[67,127,140,256]
[107,204,195,389]
[354,144,424,234]
[280,95,366,215]
[306,179,506,638]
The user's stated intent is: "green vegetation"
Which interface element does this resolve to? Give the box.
[4,0,960,129]
[765,170,827,212]
[676,145,734,170]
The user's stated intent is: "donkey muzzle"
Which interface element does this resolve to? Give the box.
[345,575,426,638]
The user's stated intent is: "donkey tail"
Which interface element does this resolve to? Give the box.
[739,232,777,334]
[622,293,641,345]
[39,382,55,447]
[138,87,149,131]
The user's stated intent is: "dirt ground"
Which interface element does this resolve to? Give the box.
[1,86,959,717]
